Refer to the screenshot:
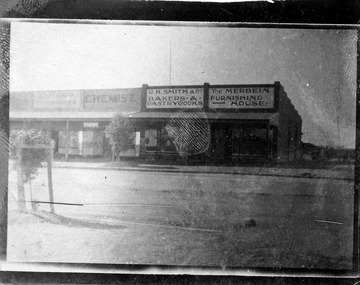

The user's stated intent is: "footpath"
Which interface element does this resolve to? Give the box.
[51,160,355,181]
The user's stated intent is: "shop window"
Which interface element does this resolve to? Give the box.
[160,127,177,153]
[243,128,267,156]
[58,131,105,156]
[143,129,158,151]
[59,131,79,149]
[82,131,104,156]
[253,128,267,140]
[58,131,80,155]
[142,127,177,153]
[232,128,243,155]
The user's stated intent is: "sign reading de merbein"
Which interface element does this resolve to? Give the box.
[209,87,274,109]
[146,88,204,109]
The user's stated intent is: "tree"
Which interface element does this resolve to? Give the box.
[10,130,51,182]
[9,129,51,211]
[105,114,135,161]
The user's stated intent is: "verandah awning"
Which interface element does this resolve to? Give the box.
[10,111,280,126]
[128,112,280,126]
[10,111,137,121]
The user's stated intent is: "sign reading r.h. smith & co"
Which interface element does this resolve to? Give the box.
[209,87,274,109]
[146,88,204,109]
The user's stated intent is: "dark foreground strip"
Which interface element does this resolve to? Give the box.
[84,203,171,208]
[29,211,126,230]
[21,200,84,206]
[20,200,171,208]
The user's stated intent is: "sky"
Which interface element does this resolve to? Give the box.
[9,22,357,148]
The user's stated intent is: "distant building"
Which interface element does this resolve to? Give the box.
[301,142,322,160]
[10,81,302,162]
[302,142,355,161]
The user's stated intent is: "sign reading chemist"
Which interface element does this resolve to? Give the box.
[146,88,204,109]
[209,87,274,109]
[83,88,141,112]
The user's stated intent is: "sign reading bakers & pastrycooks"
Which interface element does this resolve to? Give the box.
[146,88,204,109]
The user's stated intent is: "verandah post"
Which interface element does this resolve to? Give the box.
[65,120,69,161]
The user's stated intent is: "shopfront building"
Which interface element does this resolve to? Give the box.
[10,88,142,159]
[130,82,302,162]
[10,81,302,162]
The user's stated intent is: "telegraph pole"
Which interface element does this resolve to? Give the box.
[169,40,172,85]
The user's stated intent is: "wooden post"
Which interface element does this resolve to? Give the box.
[16,145,26,211]
[29,180,35,211]
[47,141,55,213]
[112,142,117,162]
[65,120,69,161]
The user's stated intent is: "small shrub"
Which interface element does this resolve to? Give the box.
[105,114,135,159]
[10,130,51,183]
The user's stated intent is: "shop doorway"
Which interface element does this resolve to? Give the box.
[210,124,232,161]
[210,122,270,162]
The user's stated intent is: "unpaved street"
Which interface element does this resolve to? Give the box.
[7,167,354,269]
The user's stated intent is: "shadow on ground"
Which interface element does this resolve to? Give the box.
[12,210,127,230]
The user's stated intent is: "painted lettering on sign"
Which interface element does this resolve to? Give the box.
[33,91,81,109]
[84,122,98,128]
[83,89,141,112]
[83,94,136,104]
[209,87,274,109]
[146,88,204,109]
[32,89,142,112]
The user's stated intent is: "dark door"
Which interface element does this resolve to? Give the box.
[210,124,232,161]
[223,127,232,159]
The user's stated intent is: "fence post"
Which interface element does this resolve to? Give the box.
[47,141,55,213]
[16,144,26,211]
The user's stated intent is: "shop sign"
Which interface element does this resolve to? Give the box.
[33,91,81,109]
[209,87,274,109]
[83,89,141,111]
[146,88,204,109]
[84,122,98,128]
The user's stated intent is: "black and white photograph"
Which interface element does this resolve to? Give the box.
[5,21,357,272]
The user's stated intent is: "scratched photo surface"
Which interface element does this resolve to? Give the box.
[7,22,356,270]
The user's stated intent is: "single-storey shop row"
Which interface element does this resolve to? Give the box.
[10,82,302,162]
